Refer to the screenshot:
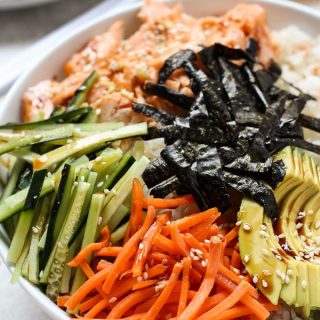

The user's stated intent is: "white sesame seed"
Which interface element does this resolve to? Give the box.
[195,249,203,256]
[137,276,143,282]
[296,222,303,230]
[139,243,144,250]
[98,216,102,226]
[235,220,242,227]
[275,254,282,261]
[38,155,48,163]
[315,222,320,230]
[39,271,44,278]
[277,233,285,239]
[95,108,101,115]
[145,264,149,271]
[281,273,286,281]
[109,297,117,303]
[252,275,259,284]
[308,210,314,215]
[295,256,302,261]
[244,255,250,264]
[95,156,102,162]
[80,176,85,182]
[287,269,294,276]
[73,181,78,186]
[193,256,200,261]
[259,231,269,238]
[262,269,271,276]
[262,280,268,288]
[97,181,103,187]
[243,223,251,232]
[32,226,39,234]
[161,258,168,265]
[232,267,240,275]
[204,239,210,244]
[143,272,148,280]
[301,280,307,289]
[298,211,306,217]
[284,275,290,284]
[201,259,208,267]
[262,248,270,256]
[260,224,267,231]
[104,189,110,194]
[34,134,43,140]
[276,269,282,277]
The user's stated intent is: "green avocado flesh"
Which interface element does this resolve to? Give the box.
[238,146,320,317]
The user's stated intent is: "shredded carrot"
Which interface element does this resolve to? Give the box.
[132,219,163,277]
[96,246,122,257]
[106,287,155,319]
[196,281,251,320]
[143,194,195,209]
[225,226,239,244]
[132,279,158,291]
[125,178,144,241]
[64,184,272,320]
[57,295,70,308]
[103,205,156,294]
[177,257,191,316]
[141,262,183,320]
[177,237,223,320]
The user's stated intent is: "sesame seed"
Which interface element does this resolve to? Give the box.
[277,233,285,239]
[109,297,117,304]
[95,108,101,115]
[259,230,269,238]
[275,254,282,261]
[260,224,267,230]
[281,273,286,281]
[243,223,251,232]
[194,249,203,256]
[143,272,148,280]
[262,280,268,288]
[73,181,78,186]
[139,243,144,250]
[38,155,48,163]
[315,222,320,230]
[252,275,259,284]
[262,248,270,256]
[296,222,303,230]
[276,269,282,277]
[287,269,294,276]
[201,259,208,267]
[32,226,39,234]
[301,280,307,289]
[95,156,102,162]
[97,181,103,187]
[34,134,43,139]
[67,139,73,144]
[161,258,168,265]
[298,211,306,217]
[204,239,210,244]
[262,269,271,276]
[80,176,85,182]
[145,264,149,271]
[308,210,314,215]
[295,256,302,261]
[244,255,250,264]
[104,189,110,194]
[284,275,290,284]
[98,216,102,226]
[235,220,242,226]
[137,276,143,282]
[39,271,44,278]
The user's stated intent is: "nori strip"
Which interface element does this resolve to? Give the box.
[269,138,320,155]
[158,49,196,84]
[222,171,278,220]
[132,102,176,124]
[142,157,172,188]
[150,175,183,198]
[246,38,259,59]
[299,114,320,132]
[145,82,194,109]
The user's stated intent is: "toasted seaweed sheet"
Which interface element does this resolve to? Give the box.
[135,40,320,220]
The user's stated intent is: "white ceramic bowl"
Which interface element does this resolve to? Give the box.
[1,0,320,319]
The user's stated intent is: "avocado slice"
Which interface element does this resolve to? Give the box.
[238,146,320,316]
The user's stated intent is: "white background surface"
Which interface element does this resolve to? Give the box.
[0,0,320,319]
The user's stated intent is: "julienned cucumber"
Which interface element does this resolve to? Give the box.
[101,155,150,226]
[46,181,90,301]
[33,122,148,170]
[7,169,47,264]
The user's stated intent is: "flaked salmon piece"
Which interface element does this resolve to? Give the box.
[23,80,58,122]
[64,21,124,75]
[23,1,276,124]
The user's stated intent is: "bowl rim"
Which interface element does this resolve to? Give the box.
[2,0,320,319]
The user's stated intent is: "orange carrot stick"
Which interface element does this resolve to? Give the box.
[68,242,105,267]
[225,226,239,244]
[162,208,219,235]
[177,257,191,316]
[106,287,155,319]
[132,219,163,277]
[214,306,252,320]
[141,262,183,320]
[230,250,241,270]
[96,246,122,257]
[177,237,223,320]
[132,279,158,291]
[153,233,181,255]
[57,295,70,308]
[196,281,251,320]
[65,264,112,310]
[85,299,109,319]
[170,223,189,256]
[103,205,156,294]
[143,194,194,209]
[79,294,102,313]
